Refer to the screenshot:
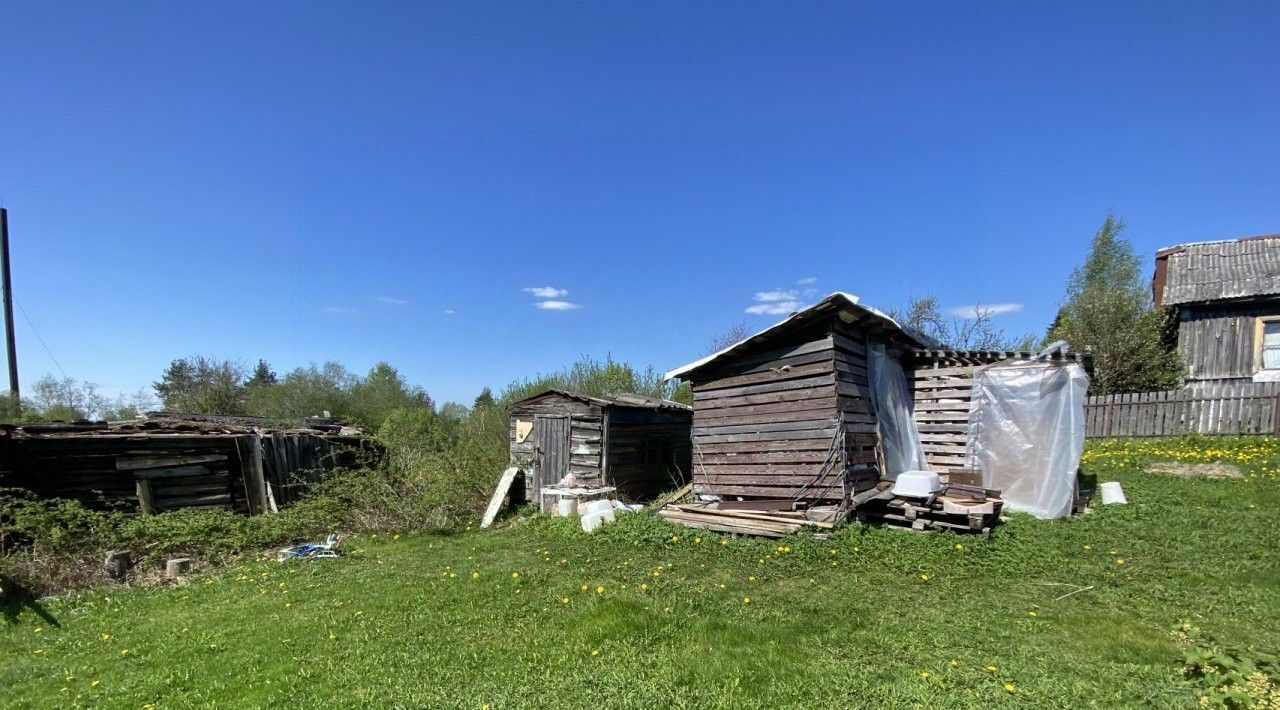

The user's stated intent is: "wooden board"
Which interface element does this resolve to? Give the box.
[481,466,520,528]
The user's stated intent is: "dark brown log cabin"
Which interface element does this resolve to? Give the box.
[664,293,938,505]
[508,390,692,510]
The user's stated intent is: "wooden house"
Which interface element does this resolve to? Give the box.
[1153,234,1280,386]
[507,389,692,509]
[663,293,940,504]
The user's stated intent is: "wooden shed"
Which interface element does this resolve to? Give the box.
[664,293,938,504]
[507,389,692,510]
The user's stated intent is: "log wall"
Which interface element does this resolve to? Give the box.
[690,328,845,501]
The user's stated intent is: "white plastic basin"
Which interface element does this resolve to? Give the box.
[892,470,942,498]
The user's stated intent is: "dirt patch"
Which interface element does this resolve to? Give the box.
[1147,462,1243,479]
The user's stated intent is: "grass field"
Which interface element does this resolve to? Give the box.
[3,437,1279,709]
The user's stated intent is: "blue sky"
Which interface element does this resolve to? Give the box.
[1,2,1277,405]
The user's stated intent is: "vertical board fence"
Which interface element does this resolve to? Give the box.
[1085,382,1280,437]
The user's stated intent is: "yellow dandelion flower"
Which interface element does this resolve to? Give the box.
[511,572,520,579]
[948,660,958,668]
[1115,559,1126,565]
[985,665,998,673]
[596,586,605,595]
[954,544,964,550]
[1027,611,1037,617]
[720,539,728,546]
[743,596,751,604]
[101,633,111,641]
[1003,682,1017,693]
[591,649,599,657]
[920,574,929,581]
[472,572,480,579]
[581,584,589,591]
[561,597,570,604]
[920,671,930,679]
[694,537,701,544]
[641,583,649,591]
[91,680,101,687]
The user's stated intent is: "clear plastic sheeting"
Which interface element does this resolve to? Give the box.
[966,358,1090,519]
[868,343,926,480]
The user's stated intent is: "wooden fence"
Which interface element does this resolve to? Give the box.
[1085,382,1280,438]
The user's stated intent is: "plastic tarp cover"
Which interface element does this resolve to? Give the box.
[966,360,1090,519]
[868,343,926,480]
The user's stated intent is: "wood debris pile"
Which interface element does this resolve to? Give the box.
[657,502,841,539]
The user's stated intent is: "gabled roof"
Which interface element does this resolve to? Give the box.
[1155,234,1280,306]
[509,388,691,412]
[664,292,941,381]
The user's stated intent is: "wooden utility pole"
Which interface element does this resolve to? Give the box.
[0,208,18,406]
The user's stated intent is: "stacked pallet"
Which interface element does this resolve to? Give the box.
[657,503,838,538]
[853,481,1003,538]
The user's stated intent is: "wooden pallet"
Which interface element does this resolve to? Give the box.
[855,495,1001,537]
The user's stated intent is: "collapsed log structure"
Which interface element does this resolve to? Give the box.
[0,414,376,515]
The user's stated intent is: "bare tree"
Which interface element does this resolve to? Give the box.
[889,296,1034,351]
[706,322,752,354]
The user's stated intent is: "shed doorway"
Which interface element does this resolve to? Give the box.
[533,415,571,498]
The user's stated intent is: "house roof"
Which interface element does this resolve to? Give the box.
[509,388,692,412]
[1155,234,1280,306]
[663,292,941,381]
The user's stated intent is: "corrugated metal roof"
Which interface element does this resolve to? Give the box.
[1160,235,1280,305]
[663,292,942,381]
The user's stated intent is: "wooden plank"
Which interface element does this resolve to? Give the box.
[135,479,156,515]
[695,439,833,454]
[481,467,520,528]
[694,427,837,444]
[116,454,228,470]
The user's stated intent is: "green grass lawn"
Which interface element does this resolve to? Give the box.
[4,438,1279,709]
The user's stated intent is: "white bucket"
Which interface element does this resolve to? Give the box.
[557,498,578,517]
[1100,481,1127,505]
[584,499,614,517]
[581,511,605,533]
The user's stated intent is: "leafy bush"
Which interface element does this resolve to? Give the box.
[1176,622,1280,708]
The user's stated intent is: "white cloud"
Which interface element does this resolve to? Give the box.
[323,306,357,315]
[524,286,568,298]
[797,276,818,285]
[443,309,456,315]
[535,300,581,311]
[753,289,799,302]
[745,300,805,315]
[947,303,1025,319]
[376,296,408,306]
[802,288,819,297]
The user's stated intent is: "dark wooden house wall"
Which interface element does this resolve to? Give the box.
[688,323,852,501]
[1176,301,1280,383]
[830,319,884,491]
[604,408,692,501]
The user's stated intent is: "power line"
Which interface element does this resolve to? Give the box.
[15,298,68,380]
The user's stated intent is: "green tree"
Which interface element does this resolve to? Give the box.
[153,356,247,415]
[349,362,433,430]
[472,387,496,410]
[1045,214,1182,394]
[246,360,278,388]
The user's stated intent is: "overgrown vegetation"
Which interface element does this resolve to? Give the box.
[2,436,1278,707]
[0,355,691,597]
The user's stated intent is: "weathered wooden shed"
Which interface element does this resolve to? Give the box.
[664,293,939,504]
[507,389,692,509]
